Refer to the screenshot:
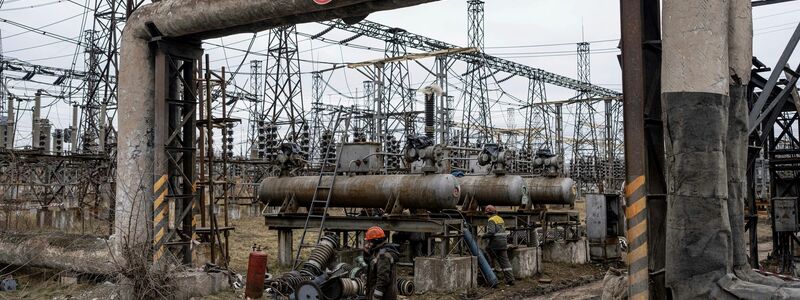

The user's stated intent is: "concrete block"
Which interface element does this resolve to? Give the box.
[509,247,541,278]
[228,204,240,220]
[542,238,590,264]
[414,256,477,294]
[173,271,231,299]
[589,239,621,261]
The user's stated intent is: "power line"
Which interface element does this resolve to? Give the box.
[3,12,84,39]
[0,0,68,11]
[0,18,82,45]
[484,38,618,49]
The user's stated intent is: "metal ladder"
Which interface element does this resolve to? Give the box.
[294,107,351,269]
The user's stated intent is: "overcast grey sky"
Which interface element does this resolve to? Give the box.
[0,0,798,150]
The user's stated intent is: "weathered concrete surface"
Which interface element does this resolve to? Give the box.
[662,1,732,298]
[542,239,590,264]
[0,233,115,275]
[414,256,477,294]
[173,271,231,299]
[509,247,541,279]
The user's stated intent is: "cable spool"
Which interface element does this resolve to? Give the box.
[301,234,339,276]
[397,278,415,296]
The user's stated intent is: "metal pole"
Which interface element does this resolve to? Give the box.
[620,0,648,298]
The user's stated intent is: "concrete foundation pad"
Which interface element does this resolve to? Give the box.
[509,247,542,278]
[542,238,590,264]
[414,256,477,294]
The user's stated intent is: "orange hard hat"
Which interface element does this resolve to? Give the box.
[484,205,497,214]
[365,226,386,241]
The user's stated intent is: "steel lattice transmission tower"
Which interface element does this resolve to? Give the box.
[523,77,552,158]
[248,59,265,159]
[265,25,307,149]
[81,30,102,153]
[382,28,414,143]
[79,0,129,154]
[571,41,600,191]
[461,0,492,146]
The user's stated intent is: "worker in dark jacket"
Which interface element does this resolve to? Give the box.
[364,226,399,300]
[482,205,515,286]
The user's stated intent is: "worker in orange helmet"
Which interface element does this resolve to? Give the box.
[364,226,399,300]
[481,205,515,286]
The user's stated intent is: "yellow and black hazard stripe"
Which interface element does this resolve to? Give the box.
[625,175,648,300]
[153,174,169,262]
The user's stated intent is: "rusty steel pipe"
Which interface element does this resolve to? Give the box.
[457,175,529,206]
[525,177,576,205]
[258,175,460,210]
[457,176,576,207]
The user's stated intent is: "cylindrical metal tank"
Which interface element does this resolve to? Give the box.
[258,174,460,210]
[524,177,576,205]
[457,175,529,206]
[245,247,268,299]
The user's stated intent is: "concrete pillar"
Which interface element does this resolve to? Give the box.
[662,1,732,297]
[277,229,293,266]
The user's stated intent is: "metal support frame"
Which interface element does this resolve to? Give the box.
[152,41,200,264]
[317,19,621,98]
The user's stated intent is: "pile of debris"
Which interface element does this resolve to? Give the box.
[264,234,414,299]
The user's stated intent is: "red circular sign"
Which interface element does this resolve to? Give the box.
[314,0,332,4]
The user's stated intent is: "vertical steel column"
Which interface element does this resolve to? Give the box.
[620,0,649,298]
[555,103,564,174]
[436,56,450,145]
[605,99,614,191]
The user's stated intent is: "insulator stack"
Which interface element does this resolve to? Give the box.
[320,130,336,164]
[340,278,366,297]
[353,128,367,143]
[386,136,400,169]
[53,129,64,154]
[256,121,267,159]
[265,123,279,162]
[300,234,339,276]
[268,271,313,294]
[224,123,235,158]
[397,278,415,296]
[424,91,435,139]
